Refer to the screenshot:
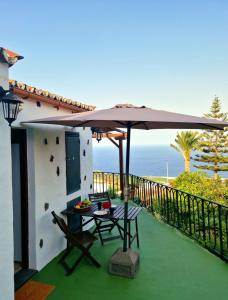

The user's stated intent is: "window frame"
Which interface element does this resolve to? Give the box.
[65,132,81,195]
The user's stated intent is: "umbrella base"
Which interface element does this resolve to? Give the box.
[109,247,139,278]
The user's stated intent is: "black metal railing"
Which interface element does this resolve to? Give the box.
[93,171,228,262]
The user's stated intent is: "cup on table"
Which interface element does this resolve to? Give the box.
[109,207,115,215]
[97,202,102,210]
[102,201,111,209]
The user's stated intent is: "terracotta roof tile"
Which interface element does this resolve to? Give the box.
[4,48,23,59]
[9,79,96,112]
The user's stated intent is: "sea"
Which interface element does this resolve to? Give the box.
[93,145,228,178]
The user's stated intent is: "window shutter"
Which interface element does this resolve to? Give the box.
[65,132,81,195]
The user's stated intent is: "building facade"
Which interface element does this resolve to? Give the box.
[0,48,95,300]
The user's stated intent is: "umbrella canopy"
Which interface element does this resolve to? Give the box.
[24,104,228,130]
[24,104,228,252]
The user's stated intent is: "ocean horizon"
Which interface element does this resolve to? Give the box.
[93,145,228,178]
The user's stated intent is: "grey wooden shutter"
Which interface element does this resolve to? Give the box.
[65,132,81,195]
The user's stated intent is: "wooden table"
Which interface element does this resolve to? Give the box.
[61,204,142,248]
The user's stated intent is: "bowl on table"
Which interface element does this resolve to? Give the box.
[74,200,92,212]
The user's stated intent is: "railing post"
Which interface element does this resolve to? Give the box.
[150,182,154,213]
[131,175,135,201]
[136,176,140,203]
[218,205,224,258]
[132,175,135,201]
[93,172,94,193]
[226,210,228,258]
[187,195,192,236]
[112,172,115,198]
[157,184,161,214]
[165,187,170,223]
[143,178,146,206]
[176,190,180,228]
[201,199,206,242]
[102,172,104,193]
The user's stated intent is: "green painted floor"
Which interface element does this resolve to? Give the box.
[34,204,228,300]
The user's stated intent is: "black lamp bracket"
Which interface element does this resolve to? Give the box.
[0,86,10,99]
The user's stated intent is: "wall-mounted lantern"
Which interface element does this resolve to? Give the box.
[0,86,23,126]
[91,127,103,143]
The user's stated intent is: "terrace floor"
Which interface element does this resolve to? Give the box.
[34,201,228,300]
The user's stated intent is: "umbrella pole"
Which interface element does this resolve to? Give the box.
[123,124,131,252]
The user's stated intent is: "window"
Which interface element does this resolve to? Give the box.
[65,132,81,195]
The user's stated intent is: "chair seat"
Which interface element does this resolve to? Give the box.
[73,230,97,245]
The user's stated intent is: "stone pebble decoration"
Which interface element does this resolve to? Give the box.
[56,166,60,176]
[39,239,43,248]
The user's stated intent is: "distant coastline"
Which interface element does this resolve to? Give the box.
[93,145,228,178]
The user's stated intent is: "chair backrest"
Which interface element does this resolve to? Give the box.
[52,211,69,236]
[88,192,111,203]
[52,211,84,248]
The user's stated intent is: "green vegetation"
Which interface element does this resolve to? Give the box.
[193,97,228,178]
[107,186,118,199]
[170,131,200,172]
[173,171,228,205]
[144,176,170,184]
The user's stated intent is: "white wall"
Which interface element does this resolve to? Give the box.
[0,62,14,300]
[0,58,94,300]
[14,97,93,270]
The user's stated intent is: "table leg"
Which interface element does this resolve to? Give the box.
[135,217,139,248]
[80,216,83,231]
[128,221,131,248]
[67,216,70,248]
[112,220,124,240]
[94,218,104,246]
[114,221,132,239]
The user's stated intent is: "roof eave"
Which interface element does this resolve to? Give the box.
[12,87,93,113]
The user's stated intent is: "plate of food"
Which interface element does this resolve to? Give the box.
[74,199,92,212]
[93,210,108,216]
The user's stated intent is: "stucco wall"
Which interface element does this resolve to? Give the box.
[0,63,14,300]
[0,59,93,300]
[13,98,93,270]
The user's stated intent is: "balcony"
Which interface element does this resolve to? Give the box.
[33,172,228,300]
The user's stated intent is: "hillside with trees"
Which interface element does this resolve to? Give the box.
[171,97,228,204]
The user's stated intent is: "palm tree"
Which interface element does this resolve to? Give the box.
[170,131,200,173]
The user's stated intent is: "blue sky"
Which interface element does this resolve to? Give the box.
[1,0,228,145]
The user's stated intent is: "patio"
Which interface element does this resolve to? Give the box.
[33,200,228,300]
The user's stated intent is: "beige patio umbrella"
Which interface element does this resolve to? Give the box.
[24,104,228,252]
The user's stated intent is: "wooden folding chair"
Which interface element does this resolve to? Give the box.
[52,211,100,276]
[89,192,123,245]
